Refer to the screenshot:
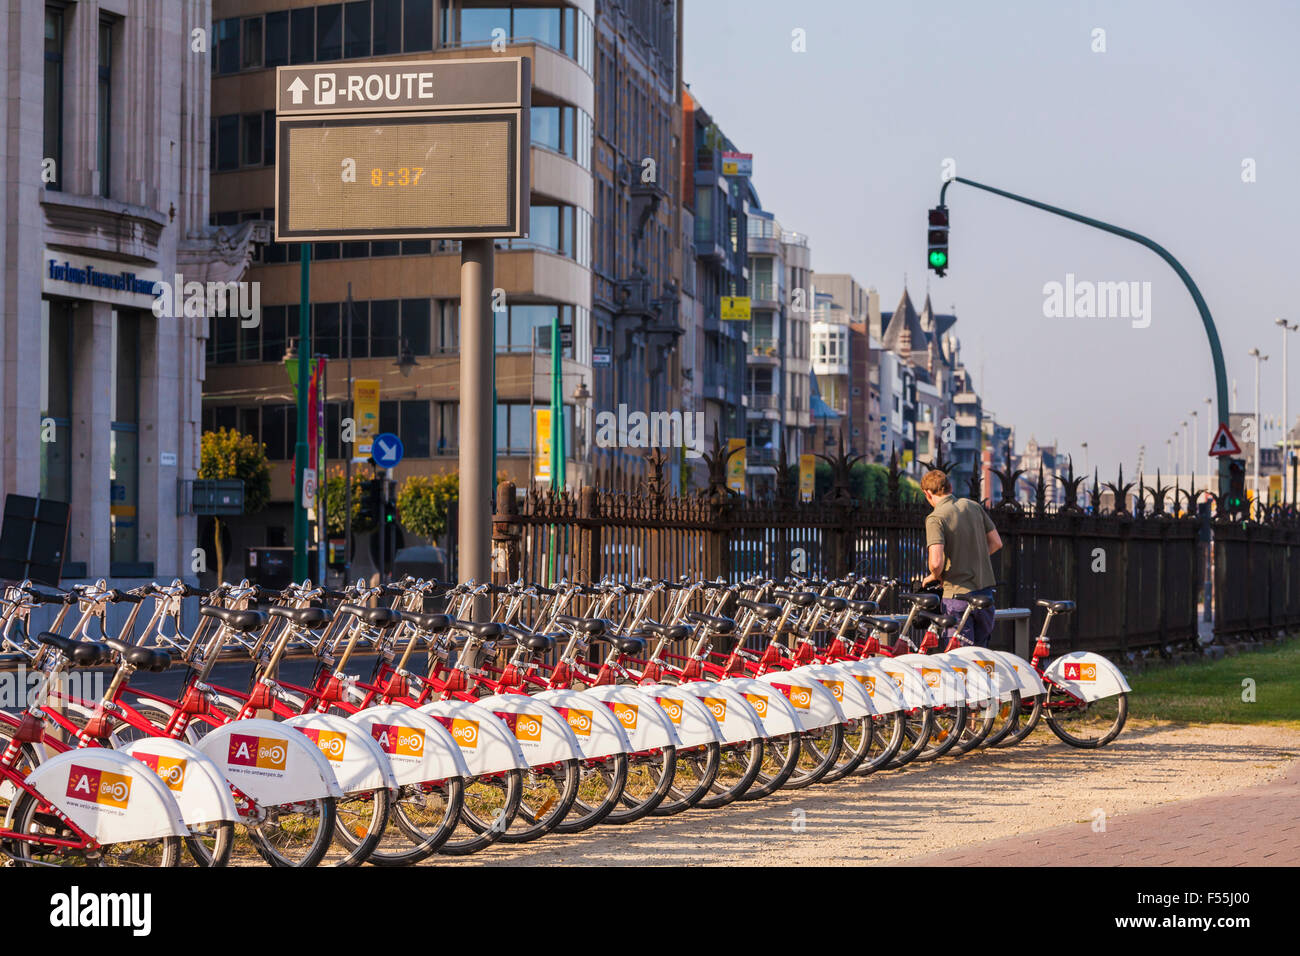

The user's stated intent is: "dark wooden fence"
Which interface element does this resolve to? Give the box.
[490,449,1300,656]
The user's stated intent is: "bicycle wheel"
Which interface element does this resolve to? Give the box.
[555,754,627,834]
[246,797,337,868]
[783,722,844,788]
[652,742,720,816]
[438,770,523,855]
[370,778,463,866]
[982,691,1023,748]
[743,732,800,800]
[184,821,235,867]
[997,693,1043,747]
[9,790,182,867]
[951,697,1000,755]
[915,705,966,761]
[697,739,763,809]
[858,712,907,774]
[607,748,676,823]
[498,760,580,843]
[1045,689,1128,748]
[886,708,934,769]
[325,788,391,866]
[820,716,872,783]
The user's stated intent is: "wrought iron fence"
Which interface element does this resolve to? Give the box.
[491,443,1300,655]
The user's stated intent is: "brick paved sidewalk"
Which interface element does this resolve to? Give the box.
[908,752,1300,866]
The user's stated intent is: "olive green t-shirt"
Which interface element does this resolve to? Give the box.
[924,494,996,598]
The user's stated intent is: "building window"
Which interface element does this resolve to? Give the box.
[316,3,342,60]
[241,16,264,69]
[345,1,372,57]
[110,312,141,566]
[40,300,73,504]
[436,301,459,353]
[373,0,402,55]
[265,11,289,66]
[403,0,434,52]
[495,402,533,455]
[97,18,114,197]
[290,7,315,63]
[44,5,64,191]
[216,18,240,74]
[215,114,239,171]
[241,113,262,167]
[401,298,431,355]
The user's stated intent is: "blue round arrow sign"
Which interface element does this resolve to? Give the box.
[371,432,404,468]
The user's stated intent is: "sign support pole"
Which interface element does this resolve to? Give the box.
[293,246,311,583]
[460,239,494,619]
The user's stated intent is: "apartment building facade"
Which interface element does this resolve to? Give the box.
[204,0,598,572]
[1,0,256,586]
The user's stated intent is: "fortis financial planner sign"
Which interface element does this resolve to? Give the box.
[274,57,530,242]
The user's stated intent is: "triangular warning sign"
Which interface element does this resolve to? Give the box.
[1208,423,1242,457]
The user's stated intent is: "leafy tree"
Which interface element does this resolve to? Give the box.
[397,473,459,542]
[322,468,377,537]
[198,428,270,583]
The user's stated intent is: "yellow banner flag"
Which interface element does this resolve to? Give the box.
[727,438,747,493]
[353,379,380,459]
[534,408,552,483]
[799,453,816,501]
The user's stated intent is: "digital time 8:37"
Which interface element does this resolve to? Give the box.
[370,167,425,187]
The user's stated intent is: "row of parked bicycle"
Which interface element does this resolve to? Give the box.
[0,572,1131,867]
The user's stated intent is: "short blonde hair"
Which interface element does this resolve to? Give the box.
[921,469,951,495]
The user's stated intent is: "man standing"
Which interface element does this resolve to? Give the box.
[920,469,1002,646]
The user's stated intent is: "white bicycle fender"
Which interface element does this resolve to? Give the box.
[829,659,907,714]
[575,685,679,751]
[1045,652,1132,701]
[418,699,528,774]
[715,677,806,735]
[791,663,877,719]
[284,712,398,795]
[937,653,997,709]
[119,737,238,828]
[532,689,632,759]
[944,647,1022,701]
[476,693,584,767]
[22,747,189,843]
[995,651,1047,696]
[893,654,967,708]
[349,704,469,785]
[673,681,768,743]
[639,685,724,747]
[195,717,344,805]
[861,658,935,710]
[752,668,846,730]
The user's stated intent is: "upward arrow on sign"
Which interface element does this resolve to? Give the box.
[287,76,308,104]
[1208,422,1242,456]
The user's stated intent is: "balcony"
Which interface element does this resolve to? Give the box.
[746,391,781,421]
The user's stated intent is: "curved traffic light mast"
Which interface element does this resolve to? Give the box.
[935,175,1231,498]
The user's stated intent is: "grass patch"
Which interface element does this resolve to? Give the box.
[1126,638,1300,728]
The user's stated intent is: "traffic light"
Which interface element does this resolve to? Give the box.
[384,481,397,526]
[927,206,949,276]
[1227,458,1246,513]
[358,478,381,525]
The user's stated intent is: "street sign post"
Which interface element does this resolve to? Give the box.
[371,433,405,470]
[276,57,530,603]
[1209,423,1242,457]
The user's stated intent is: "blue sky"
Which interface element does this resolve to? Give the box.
[683,0,1299,479]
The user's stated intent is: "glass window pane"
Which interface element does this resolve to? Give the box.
[400,239,430,255]
[344,299,369,358]
[403,0,434,51]
[401,298,430,355]
[241,16,263,69]
[341,240,369,258]
[314,302,340,358]
[265,10,289,66]
[531,106,559,151]
[240,408,260,443]
[216,114,238,171]
[263,110,275,165]
[379,400,399,438]
[241,113,262,166]
[316,4,342,60]
[530,205,559,251]
[513,7,560,48]
[370,299,398,357]
[459,8,510,46]
[109,429,139,563]
[214,315,238,365]
[262,405,287,459]
[261,306,286,362]
[290,7,315,63]
[313,242,339,260]
[509,404,530,454]
[370,239,399,256]
[217,18,240,74]
[400,401,430,458]
[372,0,401,55]
[344,1,371,57]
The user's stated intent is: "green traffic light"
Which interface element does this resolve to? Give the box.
[929,250,948,269]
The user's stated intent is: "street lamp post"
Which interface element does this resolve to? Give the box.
[1277,319,1298,505]
[1248,348,1269,507]
[1181,420,1189,481]
[1080,441,1088,478]
[1189,409,1198,488]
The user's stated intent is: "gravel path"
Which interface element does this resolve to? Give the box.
[438,722,1300,866]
